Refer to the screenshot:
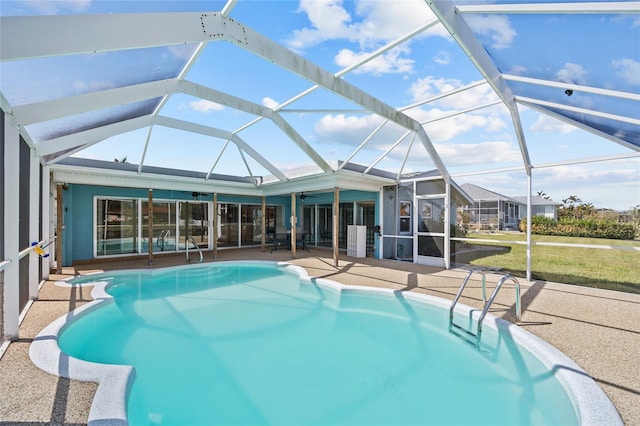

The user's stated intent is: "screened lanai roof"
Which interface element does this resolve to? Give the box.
[1,1,638,197]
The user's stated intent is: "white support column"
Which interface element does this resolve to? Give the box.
[377,189,383,259]
[29,148,39,299]
[41,165,51,280]
[333,188,339,267]
[444,181,451,269]
[291,192,297,257]
[526,174,532,281]
[3,114,20,340]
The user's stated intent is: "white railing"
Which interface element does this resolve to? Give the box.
[1,239,55,273]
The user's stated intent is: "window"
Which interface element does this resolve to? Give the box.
[96,198,138,256]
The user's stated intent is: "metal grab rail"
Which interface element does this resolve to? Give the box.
[449,269,521,347]
[186,237,203,263]
[0,260,12,273]
[157,229,170,251]
[18,239,46,260]
[2,237,55,273]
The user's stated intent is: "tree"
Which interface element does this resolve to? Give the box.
[536,191,551,200]
[559,195,585,220]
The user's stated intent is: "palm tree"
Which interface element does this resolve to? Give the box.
[536,191,551,200]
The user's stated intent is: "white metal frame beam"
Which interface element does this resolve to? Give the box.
[517,99,640,152]
[456,2,640,14]
[424,0,533,175]
[219,14,450,180]
[39,115,154,159]
[153,115,289,181]
[179,81,332,172]
[12,79,179,125]
[503,74,640,102]
[2,11,451,180]
[516,96,640,127]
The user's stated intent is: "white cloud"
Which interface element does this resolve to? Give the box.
[286,0,447,75]
[72,79,115,92]
[530,115,576,134]
[167,45,195,61]
[189,100,224,113]
[611,58,640,85]
[532,161,640,209]
[465,15,516,49]
[352,0,442,44]
[262,97,280,109]
[407,77,500,109]
[556,62,588,85]
[433,51,450,65]
[508,65,528,76]
[24,0,91,14]
[435,141,521,166]
[335,46,414,75]
[422,111,498,141]
[314,113,387,145]
[286,0,358,51]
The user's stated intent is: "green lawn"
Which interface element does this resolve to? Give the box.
[453,232,640,294]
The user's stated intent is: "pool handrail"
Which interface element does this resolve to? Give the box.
[449,269,521,347]
[186,236,204,263]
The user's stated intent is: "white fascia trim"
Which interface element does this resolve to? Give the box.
[456,2,640,14]
[37,115,154,157]
[260,170,395,197]
[51,165,261,196]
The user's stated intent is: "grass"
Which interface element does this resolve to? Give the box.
[453,232,640,294]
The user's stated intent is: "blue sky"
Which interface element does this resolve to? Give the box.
[1,0,639,210]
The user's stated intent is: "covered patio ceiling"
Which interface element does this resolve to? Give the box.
[1,0,638,197]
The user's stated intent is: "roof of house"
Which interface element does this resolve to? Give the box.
[460,183,513,202]
[461,183,562,207]
[511,196,563,207]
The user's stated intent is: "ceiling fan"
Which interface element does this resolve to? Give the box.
[299,192,316,201]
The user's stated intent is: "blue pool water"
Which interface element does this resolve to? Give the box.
[58,262,579,425]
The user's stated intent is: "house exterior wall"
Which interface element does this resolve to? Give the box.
[59,183,378,265]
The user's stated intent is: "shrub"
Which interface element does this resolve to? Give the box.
[519,216,635,240]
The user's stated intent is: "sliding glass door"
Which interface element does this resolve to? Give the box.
[96,199,138,256]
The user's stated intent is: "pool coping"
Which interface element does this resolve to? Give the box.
[29,260,622,426]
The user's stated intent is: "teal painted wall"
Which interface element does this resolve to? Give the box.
[62,184,379,264]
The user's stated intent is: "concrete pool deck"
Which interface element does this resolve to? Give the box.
[1,247,639,425]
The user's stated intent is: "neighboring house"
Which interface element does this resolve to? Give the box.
[458,183,561,231]
[510,196,561,220]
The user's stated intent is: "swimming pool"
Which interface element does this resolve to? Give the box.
[31,261,621,425]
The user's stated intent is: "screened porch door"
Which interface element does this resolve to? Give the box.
[415,196,447,267]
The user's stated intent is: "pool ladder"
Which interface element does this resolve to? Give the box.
[449,269,521,347]
[186,237,203,263]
